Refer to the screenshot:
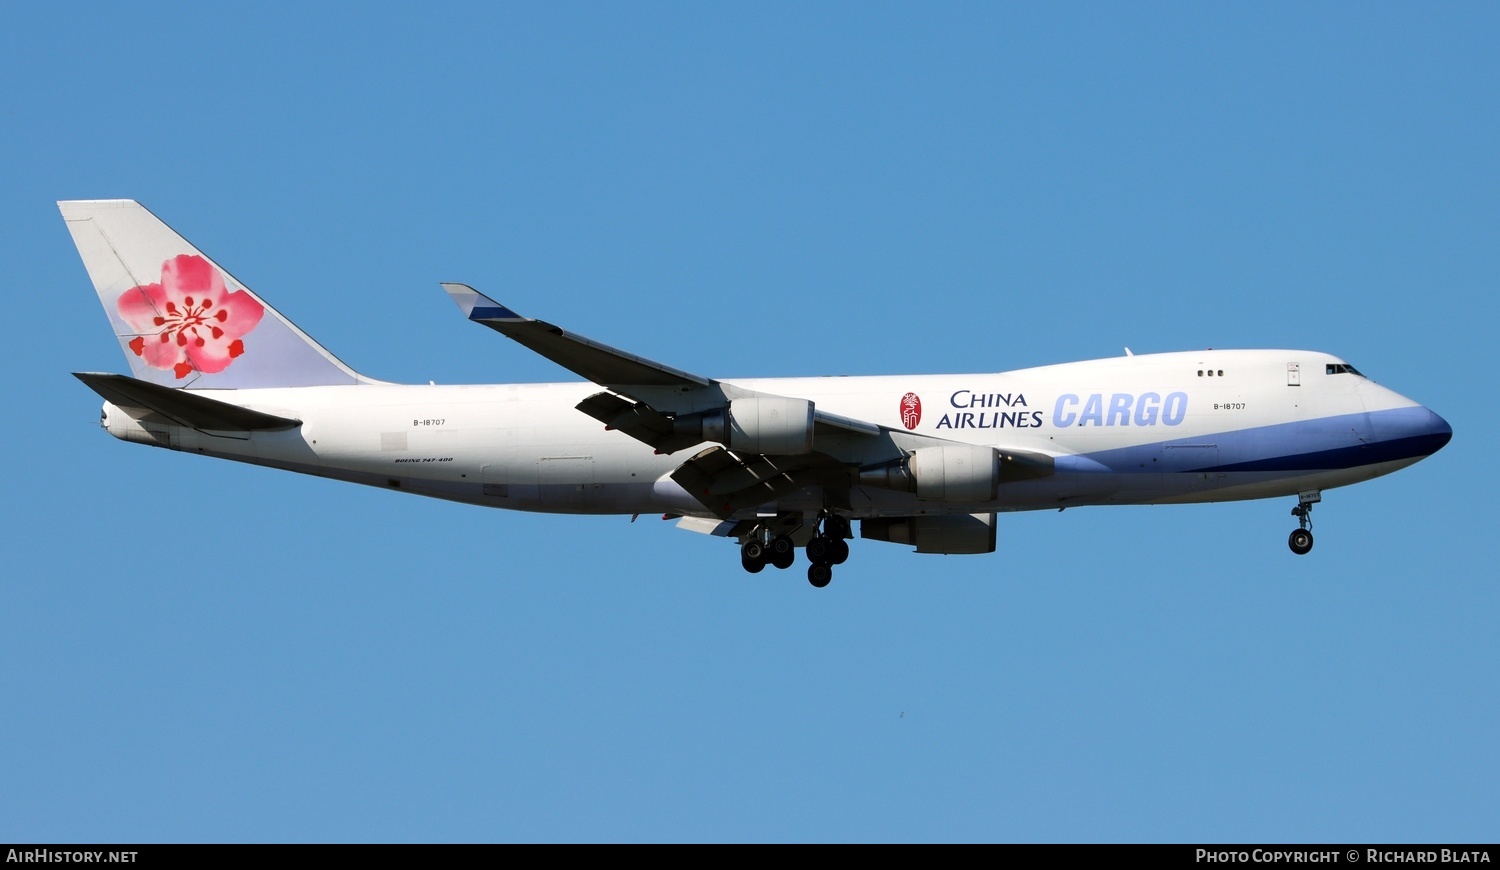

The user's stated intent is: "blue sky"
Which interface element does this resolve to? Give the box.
[2,2,1495,843]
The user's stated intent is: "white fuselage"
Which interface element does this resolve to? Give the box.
[99,348,1448,521]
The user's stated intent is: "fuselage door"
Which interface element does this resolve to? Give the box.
[1287,362,1301,386]
[538,455,596,510]
[481,464,508,497]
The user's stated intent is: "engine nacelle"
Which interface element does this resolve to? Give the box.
[910,444,998,502]
[859,446,1053,497]
[857,444,999,502]
[861,513,997,555]
[694,397,815,454]
[670,397,815,454]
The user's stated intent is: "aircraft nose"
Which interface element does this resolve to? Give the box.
[1363,402,1451,463]
[1381,405,1452,458]
[1423,407,1453,454]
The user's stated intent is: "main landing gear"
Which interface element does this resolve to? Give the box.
[740,529,795,573]
[738,513,851,587]
[804,514,851,588]
[1288,490,1319,555]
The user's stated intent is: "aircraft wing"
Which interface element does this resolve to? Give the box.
[443,287,1057,519]
[443,285,901,516]
[442,284,881,441]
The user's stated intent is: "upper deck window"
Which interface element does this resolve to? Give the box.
[1326,363,1365,377]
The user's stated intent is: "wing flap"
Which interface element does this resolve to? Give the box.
[669,446,841,519]
[575,391,674,437]
[674,516,741,537]
[573,390,708,454]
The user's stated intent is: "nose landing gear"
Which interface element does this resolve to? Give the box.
[1288,490,1319,555]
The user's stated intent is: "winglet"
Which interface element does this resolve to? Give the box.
[441,283,524,322]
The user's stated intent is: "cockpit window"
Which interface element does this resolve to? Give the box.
[1326,363,1365,377]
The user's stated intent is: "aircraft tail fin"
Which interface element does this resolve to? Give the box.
[60,199,375,388]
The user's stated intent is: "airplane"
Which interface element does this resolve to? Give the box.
[61,199,1453,587]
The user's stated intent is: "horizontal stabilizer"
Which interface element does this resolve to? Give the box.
[74,372,301,432]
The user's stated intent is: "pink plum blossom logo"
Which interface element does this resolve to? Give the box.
[900,392,922,430]
[116,255,264,380]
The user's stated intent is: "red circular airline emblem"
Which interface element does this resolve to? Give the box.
[900,392,922,430]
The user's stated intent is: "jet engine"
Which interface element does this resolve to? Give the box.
[858,444,999,502]
[676,396,816,455]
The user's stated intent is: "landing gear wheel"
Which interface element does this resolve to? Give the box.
[808,564,832,588]
[767,535,795,570]
[808,515,851,568]
[741,538,768,573]
[1288,491,1318,555]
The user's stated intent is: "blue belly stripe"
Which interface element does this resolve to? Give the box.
[1201,432,1451,472]
[1071,406,1450,474]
